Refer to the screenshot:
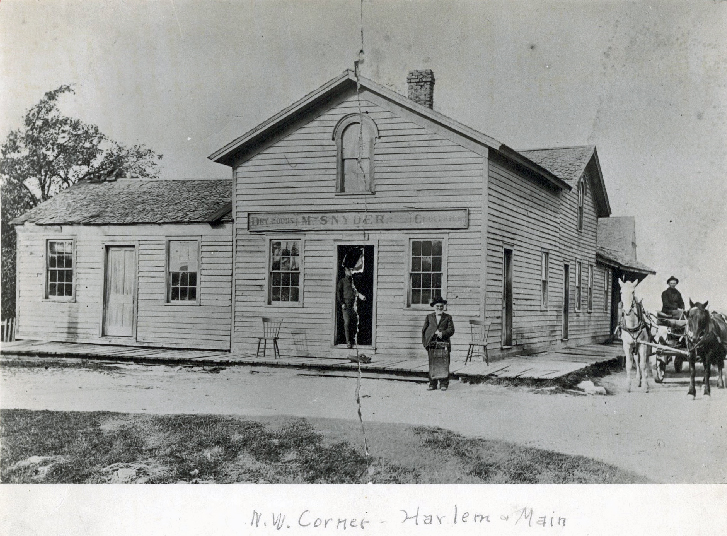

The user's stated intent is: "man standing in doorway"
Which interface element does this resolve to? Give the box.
[661,276,685,318]
[337,266,366,349]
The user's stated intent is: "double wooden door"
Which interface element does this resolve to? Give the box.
[103,246,136,337]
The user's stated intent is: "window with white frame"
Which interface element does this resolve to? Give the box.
[577,180,586,231]
[168,240,199,302]
[409,239,443,306]
[541,252,549,308]
[575,261,582,311]
[269,239,301,303]
[587,264,594,312]
[604,268,610,311]
[46,239,74,299]
[333,114,378,194]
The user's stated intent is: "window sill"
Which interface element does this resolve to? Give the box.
[267,301,304,308]
[334,191,375,196]
[43,297,76,303]
[165,301,200,306]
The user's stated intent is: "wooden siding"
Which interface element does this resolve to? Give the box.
[486,154,562,354]
[15,223,232,350]
[232,91,486,358]
[555,165,612,346]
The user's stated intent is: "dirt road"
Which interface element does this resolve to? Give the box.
[1,357,725,483]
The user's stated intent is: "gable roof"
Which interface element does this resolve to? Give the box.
[209,70,571,192]
[597,216,655,276]
[12,179,232,226]
[519,145,611,217]
[519,146,595,185]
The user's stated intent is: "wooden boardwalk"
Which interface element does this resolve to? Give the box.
[0,340,622,383]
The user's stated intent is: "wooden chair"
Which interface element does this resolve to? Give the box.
[465,320,490,365]
[256,317,283,359]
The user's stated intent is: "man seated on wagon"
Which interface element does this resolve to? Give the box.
[661,276,685,318]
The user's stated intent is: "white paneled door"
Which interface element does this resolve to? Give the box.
[103,246,136,337]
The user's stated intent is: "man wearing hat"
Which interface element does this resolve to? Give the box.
[661,276,684,318]
[422,296,455,391]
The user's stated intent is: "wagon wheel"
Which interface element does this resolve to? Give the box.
[674,356,684,373]
[654,359,666,383]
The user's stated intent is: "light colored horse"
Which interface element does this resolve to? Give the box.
[618,279,650,392]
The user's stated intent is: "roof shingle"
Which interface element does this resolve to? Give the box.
[12,179,232,226]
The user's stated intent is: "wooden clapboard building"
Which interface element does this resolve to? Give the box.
[210,69,653,359]
[11,178,233,350]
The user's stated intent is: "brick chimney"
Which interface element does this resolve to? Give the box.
[407,70,435,108]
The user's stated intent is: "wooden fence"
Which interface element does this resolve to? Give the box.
[1,317,16,342]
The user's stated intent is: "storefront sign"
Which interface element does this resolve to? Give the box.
[247,209,468,232]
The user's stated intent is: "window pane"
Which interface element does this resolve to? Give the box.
[171,288,179,300]
[412,241,421,256]
[49,242,58,255]
[49,255,57,268]
[412,257,421,271]
[189,288,197,301]
[422,273,432,288]
[421,289,432,304]
[50,271,58,283]
[432,273,442,289]
[421,257,432,272]
[291,273,299,286]
[181,272,188,286]
[281,257,290,271]
[272,272,281,286]
[64,284,73,296]
[49,283,57,296]
[431,256,441,272]
[171,272,180,286]
[271,258,281,271]
[432,241,442,255]
[290,257,299,271]
[179,288,188,301]
[411,273,421,289]
[282,273,290,286]
[412,289,421,304]
[421,241,432,256]
[271,287,280,301]
[290,287,299,302]
[188,272,197,286]
[280,287,290,301]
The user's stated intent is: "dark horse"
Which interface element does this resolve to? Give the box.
[685,300,727,398]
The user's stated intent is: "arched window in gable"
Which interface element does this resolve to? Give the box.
[333,114,378,193]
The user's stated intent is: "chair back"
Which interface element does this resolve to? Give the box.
[469,319,489,345]
[261,317,283,338]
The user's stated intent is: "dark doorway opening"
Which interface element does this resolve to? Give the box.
[335,245,375,346]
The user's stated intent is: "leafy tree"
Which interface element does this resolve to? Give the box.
[1,85,163,319]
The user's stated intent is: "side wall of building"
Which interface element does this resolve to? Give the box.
[15,223,232,350]
[556,163,612,346]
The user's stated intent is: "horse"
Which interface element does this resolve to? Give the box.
[685,300,727,398]
[618,279,650,392]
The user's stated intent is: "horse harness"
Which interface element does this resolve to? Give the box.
[619,299,647,338]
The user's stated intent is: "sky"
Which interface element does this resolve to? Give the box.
[1,0,725,311]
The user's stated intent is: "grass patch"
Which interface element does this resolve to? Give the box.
[0,409,646,484]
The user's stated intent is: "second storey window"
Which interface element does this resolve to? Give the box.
[334,114,378,194]
[541,252,549,308]
[168,240,199,302]
[269,240,301,303]
[409,239,443,306]
[575,261,582,311]
[577,180,586,231]
[46,239,74,299]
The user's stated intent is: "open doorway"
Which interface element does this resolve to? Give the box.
[335,244,375,347]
